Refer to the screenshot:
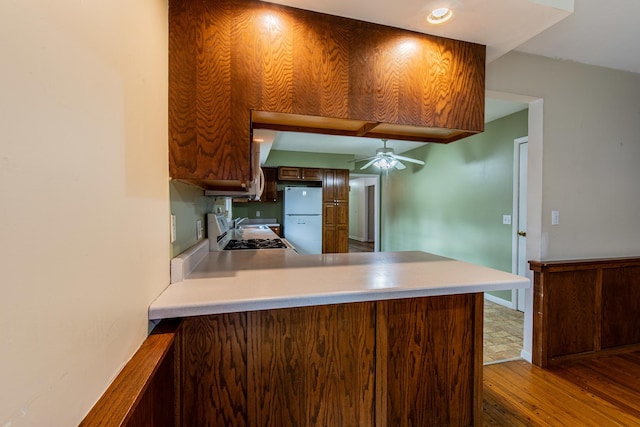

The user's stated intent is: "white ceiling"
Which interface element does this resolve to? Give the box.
[517,0,640,74]
[259,0,640,163]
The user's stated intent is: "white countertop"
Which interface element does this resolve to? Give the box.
[149,241,530,320]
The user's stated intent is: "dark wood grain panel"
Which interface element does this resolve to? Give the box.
[170,0,252,183]
[248,302,376,426]
[379,294,481,426]
[322,169,349,253]
[180,314,248,426]
[287,7,352,118]
[168,0,198,178]
[531,257,640,367]
[169,0,485,185]
[546,270,598,358]
[430,39,485,131]
[602,266,640,348]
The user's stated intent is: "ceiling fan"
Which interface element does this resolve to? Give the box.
[354,139,425,171]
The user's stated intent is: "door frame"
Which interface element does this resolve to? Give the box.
[512,136,528,311]
[486,90,544,364]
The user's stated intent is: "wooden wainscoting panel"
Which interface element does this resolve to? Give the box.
[248,302,376,426]
[602,266,640,349]
[179,314,248,426]
[546,270,598,359]
[531,257,640,367]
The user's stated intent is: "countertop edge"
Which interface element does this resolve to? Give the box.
[149,277,529,320]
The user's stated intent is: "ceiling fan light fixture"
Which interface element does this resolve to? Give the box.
[374,157,396,170]
[427,7,453,24]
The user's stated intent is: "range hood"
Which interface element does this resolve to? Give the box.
[202,176,263,199]
[201,142,265,199]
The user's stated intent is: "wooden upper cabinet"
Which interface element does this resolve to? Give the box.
[262,167,278,202]
[278,167,301,181]
[323,169,349,203]
[323,169,349,253]
[277,167,323,182]
[169,0,485,186]
[301,168,323,181]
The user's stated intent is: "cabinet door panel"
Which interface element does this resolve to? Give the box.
[323,202,336,227]
[377,295,481,426]
[278,167,301,180]
[323,227,337,253]
[248,303,376,426]
[336,203,349,227]
[180,314,248,426]
[301,168,323,181]
[262,167,278,202]
[334,169,349,202]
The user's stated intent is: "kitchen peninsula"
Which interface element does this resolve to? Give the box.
[149,241,528,426]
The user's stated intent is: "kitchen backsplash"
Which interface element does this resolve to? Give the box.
[232,199,283,224]
[169,180,209,257]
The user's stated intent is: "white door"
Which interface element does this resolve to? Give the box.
[514,138,528,312]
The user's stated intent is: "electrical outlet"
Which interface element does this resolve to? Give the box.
[502,215,512,225]
[196,220,203,240]
[170,214,177,243]
[256,210,261,217]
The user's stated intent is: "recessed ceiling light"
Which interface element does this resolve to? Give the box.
[427,7,453,24]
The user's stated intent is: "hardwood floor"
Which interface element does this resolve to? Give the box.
[482,351,640,426]
[348,238,374,252]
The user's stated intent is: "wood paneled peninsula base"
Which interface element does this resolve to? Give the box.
[144,248,528,426]
[179,293,483,426]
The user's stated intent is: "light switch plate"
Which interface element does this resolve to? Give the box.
[196,220,203,240]
[170,214,177,243]
[502,215,512,225]
[551,210,560,225]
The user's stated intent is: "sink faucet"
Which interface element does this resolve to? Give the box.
[233,217,248,229]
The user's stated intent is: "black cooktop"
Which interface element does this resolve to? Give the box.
[224,238,287,250]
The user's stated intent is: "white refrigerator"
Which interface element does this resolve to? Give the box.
[284,186,323,254]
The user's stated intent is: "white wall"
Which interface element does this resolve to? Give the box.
[0,1,169,425]
[488,51,640,260]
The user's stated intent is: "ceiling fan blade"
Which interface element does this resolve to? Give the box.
[360,158,379,170]
[394,154,425,165]
[394,160,406,170]
[349,155,376,163]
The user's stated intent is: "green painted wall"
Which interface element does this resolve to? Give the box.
[379,110,528,302]
[232,198,284,223]
[169,180,208,257]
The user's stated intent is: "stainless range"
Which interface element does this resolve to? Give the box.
[224,238,288,250]
[207,213,290,251]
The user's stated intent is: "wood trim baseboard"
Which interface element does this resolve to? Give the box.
[80,319,181,426]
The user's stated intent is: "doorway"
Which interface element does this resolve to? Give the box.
[348,174,380,252]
